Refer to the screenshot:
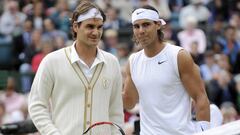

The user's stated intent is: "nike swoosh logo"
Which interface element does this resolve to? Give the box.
[136,11,144,15]
[158,61,166,65]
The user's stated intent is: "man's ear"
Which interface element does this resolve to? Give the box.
[156,21,161,30]
[73,23,78,33]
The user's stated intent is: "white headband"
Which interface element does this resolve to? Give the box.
[132,8,166,25]
[76,8,103,23]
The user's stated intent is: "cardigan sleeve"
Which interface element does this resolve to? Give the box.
[109,57,124,133]
[28,55,61,135]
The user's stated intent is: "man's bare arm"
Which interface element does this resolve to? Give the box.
[122,62,139,110]
[178,50,210,122]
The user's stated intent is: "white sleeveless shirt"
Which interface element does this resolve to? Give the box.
[129,43,196,135]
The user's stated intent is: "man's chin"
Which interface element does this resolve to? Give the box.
[88,42,99,47]
[139,41,148,46]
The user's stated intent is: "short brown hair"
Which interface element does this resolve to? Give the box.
[70,0,106,39]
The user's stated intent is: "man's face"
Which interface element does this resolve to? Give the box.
[225,28,236,41]
[133,19,160,47]
[74,18,103,48]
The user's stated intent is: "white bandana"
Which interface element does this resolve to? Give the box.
[131,8,166,25]
[76,8,103,23]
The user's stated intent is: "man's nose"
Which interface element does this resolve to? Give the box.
[92,28,99,35]
[139,26,145,34]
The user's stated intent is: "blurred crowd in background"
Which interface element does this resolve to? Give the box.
[0,0,240,134]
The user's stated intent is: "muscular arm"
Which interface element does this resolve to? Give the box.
[178,50,210,122]
[122,62,139,110]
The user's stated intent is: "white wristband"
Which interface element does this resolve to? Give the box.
[196,121,211,132]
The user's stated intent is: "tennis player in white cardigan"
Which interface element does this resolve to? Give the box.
[28,0,124,135]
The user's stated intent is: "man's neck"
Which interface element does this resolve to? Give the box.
[75,42,97,68]
[144,41,165,57]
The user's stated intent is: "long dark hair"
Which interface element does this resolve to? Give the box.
[70,0,106,39]
[132,5,165,44]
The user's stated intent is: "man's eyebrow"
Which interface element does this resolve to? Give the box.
[86,24,95,27]
[133,24,139,27]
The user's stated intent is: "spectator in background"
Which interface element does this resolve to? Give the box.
[177,16,207,54]
[44,0,57,9]
[200,50,221,82]
[18,0,33,12]
[0,76,27,123]
[95,0,112,11]
[233,74,240,113]
[214,53,231,72]
[49,0,71,35]
[138,0,171,20]
[103,6,130,30]
[168,0,190,28]
[179,0,210,28]
[190,41,204,65]
[0,101,6,126]
[20,29,42,65]
[111,0,134,21]
[206,17,225,50]
[116,42,131,67]
[66,0,79,11]
[206,70,236,107]
[228,0,240,14]
[0,0,4,15]
[53,35,66,49]
[150,0,172,20]
[217,25,240,71]
[19,29,43,93]
[103,29,119,55]
[233,51,240,74]
[207,0,229,23]
[12,19,33,70]
[16,19,33,50]
[28,0,46,30]
[220,102,238,124]
[0,0,26,36]
[162,20,179,45]
[229,13,240,47]
[31,39,54,73]
[168,0,190,13]
[42,18,68,42]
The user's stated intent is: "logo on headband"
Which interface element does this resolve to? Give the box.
[94,10,100,17]
[136,11,144,15]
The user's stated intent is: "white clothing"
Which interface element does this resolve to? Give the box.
[177,28,207,54]
[129,43,196,135]
[179,5,210,28]
[28,43,124,135]
[0,11,26,35]
[200,64,221,82]
[210,104,223,128]
[70,44,104,81]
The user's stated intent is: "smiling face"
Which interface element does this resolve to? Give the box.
[133,19,160,48]
[73,18,103,48]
